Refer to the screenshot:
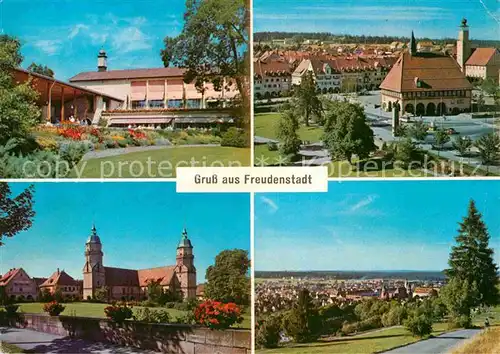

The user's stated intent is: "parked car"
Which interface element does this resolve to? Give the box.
[446,128,459,135]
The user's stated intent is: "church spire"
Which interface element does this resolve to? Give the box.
[410,31,417,56]
[178,228,192,248]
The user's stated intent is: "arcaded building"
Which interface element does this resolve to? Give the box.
[83,225,196,301]
[380,28,472,116]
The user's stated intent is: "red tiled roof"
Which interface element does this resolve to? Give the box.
[103,266,176,287]
[69,67,186,82]
[40,270,79,287]
[33,277,48,287]
[254,60,292,77]
[465,48,498,66]
[380,52,473,92]
[0,268,21,286]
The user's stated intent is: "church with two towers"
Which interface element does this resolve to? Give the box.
[83,225,197,301]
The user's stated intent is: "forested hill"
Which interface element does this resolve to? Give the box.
[254,32,500,48]
[255,270,446,281]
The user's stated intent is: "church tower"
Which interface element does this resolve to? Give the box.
[83,224,106,300]
[175,228,197,300]
[410,31,417,56]
[97,49,108,72]
[457,18,471,72]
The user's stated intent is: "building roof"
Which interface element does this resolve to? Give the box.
[69,67,186,82]
[0,268,21,286]
[254,60,292,77]
[87,224,101,244]
[465,48,498,66]
[380,52,473,92]
[40,269,79,287]
[13,67,124,102]
[103,265,176,287]
[178,228,193,248]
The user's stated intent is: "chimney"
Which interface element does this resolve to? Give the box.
[97,49,108,72]
[57,268,60,274]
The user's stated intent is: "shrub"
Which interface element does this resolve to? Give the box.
[104,304,133,323]
[165,302,175,308]
[193,300,243,330]
[35,136,59,151]
[256,314,282,349]
[155,138,171,146]
[221,127,248,148]
[404,313,433,337]
[43,301,65,316]
[4,304,19,316]
[133,308,170,323]
[173,301,190,311]
[449,315,472,329]
[58,141,89,167]
[104,139,118,149]
[267,142,278,151]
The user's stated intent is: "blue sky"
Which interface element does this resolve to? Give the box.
[255,181,500,272]
[1,183,250,283]
[2,0,187,80]
[254,0,499,40]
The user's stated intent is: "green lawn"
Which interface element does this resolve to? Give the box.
[17,302,251,329]
[254,113,323,142]
[258,323,449,354]
[0,342,26,353]
[72,146,250,178]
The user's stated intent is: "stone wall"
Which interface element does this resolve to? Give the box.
[17,313,251,354]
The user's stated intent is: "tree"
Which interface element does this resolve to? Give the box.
[322,101,376,164]
[276,109,301,158]
[94,286,109,302]
[433,129,450,154]
[440,277,478,327]
[404,312,433,337]
[452,136,472,157]
[394,138,417,168]
[161,0,249,106]
[146,279,163,303]
[256,314,282,349]
[408,120,428,141]
[0,183,35,246]
[294,71,322,126]
[0,35,41,144]
[282,289,321,343]
[481,78,497,97]
[445,200,499,309]
[204,249,250,305]
[475,133,500,174]
[27,62,54,78]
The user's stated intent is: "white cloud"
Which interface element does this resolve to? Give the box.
[33,39,63,55]
[349,195,377,212]
[260,196,279,213]
[111,26,152,53]
[68,24,89,39]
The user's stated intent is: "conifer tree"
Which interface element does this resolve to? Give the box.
[282,288,321,343]
[445,200,499,308]
[295,71,323,127]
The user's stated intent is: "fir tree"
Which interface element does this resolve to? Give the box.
[445,200,499,308]
[282,288,321,343]
[294,71,323,127]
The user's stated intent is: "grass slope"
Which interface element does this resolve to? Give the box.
[258,323,449,354]
[73,146,250,178]
[0,342,26,353]
[452,327,500,354]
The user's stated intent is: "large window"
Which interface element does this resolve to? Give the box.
[186,99,201,109]
[132,100,147,109]
[168,99,183,108]
[149,100,165,108]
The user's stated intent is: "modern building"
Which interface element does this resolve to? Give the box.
[83,225,196,301]
[39,269,82,300]
[0,268,38,301]
[380,31,472,115]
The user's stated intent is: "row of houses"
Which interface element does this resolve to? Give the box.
[254,54,398,99]
[0,268,80,302]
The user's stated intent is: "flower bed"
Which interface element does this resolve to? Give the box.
[104,304,133,323]
[194,300,243,330]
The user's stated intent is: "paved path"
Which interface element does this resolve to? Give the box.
[82,144,219,160]
[383,329,481,354]
[0,327,155,353]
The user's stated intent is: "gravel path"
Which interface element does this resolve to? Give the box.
[82,144,220,161]
[0,326,155,353]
